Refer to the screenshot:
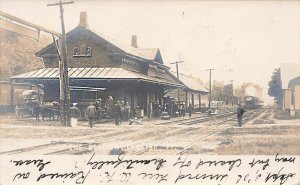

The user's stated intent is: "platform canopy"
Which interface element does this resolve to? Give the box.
[11,67,184,88]
[169,71,209,94]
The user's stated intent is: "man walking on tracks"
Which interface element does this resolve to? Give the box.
[237,103,245,127]
[86,102,97,128]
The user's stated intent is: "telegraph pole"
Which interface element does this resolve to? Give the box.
[170,61,183,104]
[206,69,214,110]
[47,1,74,126]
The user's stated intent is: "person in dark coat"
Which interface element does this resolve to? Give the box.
[86,102,97,128]
[95,98,103,121]
[237,103,245,127]
[120,101,125,121]
[188,103,192,117]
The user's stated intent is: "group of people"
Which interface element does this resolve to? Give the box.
[113,100,131,126]
[84,99,132,128]
[147,101,162,118]
[147,100,193,118]
[71,95,246,128]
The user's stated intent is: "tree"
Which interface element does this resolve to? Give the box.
[0,29,50,80]
[268,68,283,107]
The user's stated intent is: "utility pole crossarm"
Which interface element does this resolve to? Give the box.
[170,61,183,64]
[170,61,183,80]
[47,1,74,6]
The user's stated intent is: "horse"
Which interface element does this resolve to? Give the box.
[21,99,41,121]
[40,101,60,121]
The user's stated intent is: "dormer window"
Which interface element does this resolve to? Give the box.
[86,47,91,56]
[121,58,140,72]
[73,44,92,57]
[73,47,79,56]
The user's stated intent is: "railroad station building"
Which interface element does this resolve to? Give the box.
[10,12,209,116]
[10,12,189,115]
[280,63,300,118]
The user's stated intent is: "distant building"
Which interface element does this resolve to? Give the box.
[287,76,300,117]
[280,63,300,117]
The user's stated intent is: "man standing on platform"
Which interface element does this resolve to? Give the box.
[147,100,153,118]
[69,103,80,127]
[124,101,131,121]
[86,102,97,128]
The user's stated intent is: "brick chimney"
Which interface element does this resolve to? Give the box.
[79,12,88,28]
[131,35,137,48]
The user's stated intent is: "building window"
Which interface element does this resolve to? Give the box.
[86,47,92,56]
[73,47,79,56]
[73,44,92,57]
[121,58,140,72]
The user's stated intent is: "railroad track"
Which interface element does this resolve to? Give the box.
[1,108,267,155]
[0,122,177,155]
[0,127,138,155]
[131,108,267,155]
[155,111,236,126]
[47,126,174,155]
[44,114,228,155]
[175,108,267,155]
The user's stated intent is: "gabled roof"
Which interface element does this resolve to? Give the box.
[91,29,145,59]
[280,63,300,89]
[288,76,300,89]
[169,71,209,93]
[36,26,165,65]
[135,48,158,60]
[36,26,124,57]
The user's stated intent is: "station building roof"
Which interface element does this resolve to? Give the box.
[36,26,166,66]
[288,76,300,89]
[169,71,209,93]
[280,63,300,89]
[10,67,184,88]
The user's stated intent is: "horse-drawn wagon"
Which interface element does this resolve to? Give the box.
[15,90,60,121]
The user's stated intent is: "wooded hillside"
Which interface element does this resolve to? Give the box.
[0,29,51,80]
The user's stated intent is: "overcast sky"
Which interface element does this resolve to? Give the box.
[1,0,300,104]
